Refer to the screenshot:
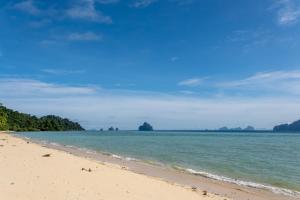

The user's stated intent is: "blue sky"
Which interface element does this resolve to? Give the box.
[1,0,300,129]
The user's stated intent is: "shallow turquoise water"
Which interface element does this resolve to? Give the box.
[18,131,300,194]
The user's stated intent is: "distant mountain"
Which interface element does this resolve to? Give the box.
[219,126,229,131]
[231,127,242,131]
[108,127,115,131]
[107,127,119,131]
[218,126,255,131]
[138,122,153,131]
[244,126,255,131]
[0,103,84,132]
[273,119,300,132]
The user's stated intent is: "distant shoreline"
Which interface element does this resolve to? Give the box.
[143,130,274,133]
[89,129,280,133]
[11,129,300,133]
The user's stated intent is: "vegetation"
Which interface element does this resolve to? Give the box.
[273,119,300,132]
[0,106,8,130]
[138,122,153,131]
[0,103,84,132]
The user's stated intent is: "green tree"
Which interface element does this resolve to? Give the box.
[0,105,8,130]
[0,103,84,132]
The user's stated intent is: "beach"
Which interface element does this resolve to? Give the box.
[0,131,298,200]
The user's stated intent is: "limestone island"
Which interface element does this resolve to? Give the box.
[138,122,153,131]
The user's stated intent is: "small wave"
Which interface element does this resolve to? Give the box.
[86,150,97,154]
[185,168,300,198]
[111,154,122,159]
[125,157,137,161]
[40,140,49,145]
[109,153,137,161]
[77,147,97,155]
[50,142,60,147]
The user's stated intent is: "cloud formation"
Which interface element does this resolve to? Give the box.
[178,78,206,87]
[0,78,96,97]
[1,77,300,129]
[67,32,102,41]
[13,0,113,24]
[13,0,41,15]
[41,69,86,75]
[96,0,119,4]
[274,0,300,25]
[66,0,112,23]
[170,56,179,62]
[219,70,300,95]
[131,0,158,8]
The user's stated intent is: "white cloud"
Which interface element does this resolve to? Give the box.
[0,79,96,97]
[131,0,158,8]
[178,78,206,87]
[14,0,41,15]
[1,78,300,130]
[41,69,86,75]
[178,70,300,96]
[67,32,102,41]
[2,73,300,129]
[66,0,112,23]
[179,90,196,95]
[39,32,102,47]
[274,0,300,25]
[130,0,195,8]
[96,0,119,4]
[170,56,179,62]
[13,0,113,24]
[219,70,300,95]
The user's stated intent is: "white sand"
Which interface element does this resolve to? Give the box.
[0,132,228,200]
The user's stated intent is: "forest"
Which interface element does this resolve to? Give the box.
[0,103,84,131]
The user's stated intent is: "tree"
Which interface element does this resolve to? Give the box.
[0,104,84,132]
[0,108,8,130]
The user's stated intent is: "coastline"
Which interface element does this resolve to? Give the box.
[0,132,298,200]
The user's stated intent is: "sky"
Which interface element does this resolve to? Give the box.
[1,0,300,130]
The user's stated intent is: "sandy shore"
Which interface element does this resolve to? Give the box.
[0,132,298,200]
[0,132,228,200]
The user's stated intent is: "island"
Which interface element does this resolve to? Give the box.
[273,119,300,132]
[0,103,84,131]
[108,127,115,131]
[218,126,255,132]
[138,122,153,131]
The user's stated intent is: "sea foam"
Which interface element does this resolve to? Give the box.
[185,168,300,198]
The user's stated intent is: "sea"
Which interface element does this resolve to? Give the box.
[16,131,300,197]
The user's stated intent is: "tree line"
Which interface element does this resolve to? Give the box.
[0,103,84,132]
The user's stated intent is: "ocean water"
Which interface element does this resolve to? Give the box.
[17,131,300,196]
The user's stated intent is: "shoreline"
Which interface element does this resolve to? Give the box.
[9,132,299,200]
[25,136,300,198]
[0,131,227,200]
